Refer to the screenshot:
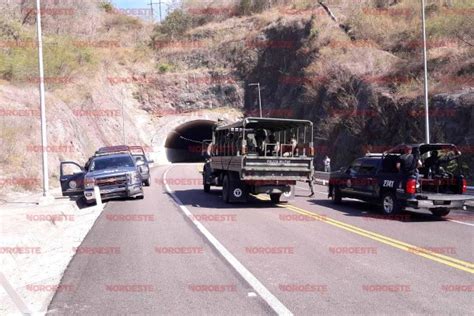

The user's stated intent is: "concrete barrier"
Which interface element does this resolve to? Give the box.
[313,171,330,186]
[94,186,102,207]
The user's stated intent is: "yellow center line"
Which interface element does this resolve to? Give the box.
[256,195,474,274]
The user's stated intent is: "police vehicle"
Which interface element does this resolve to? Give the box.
[328,143,472,217]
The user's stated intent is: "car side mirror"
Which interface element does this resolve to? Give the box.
[148,160,154,164]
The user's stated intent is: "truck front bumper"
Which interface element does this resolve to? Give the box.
[84,183,143,202]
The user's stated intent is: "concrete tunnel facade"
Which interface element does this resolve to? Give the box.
[151,119,218,164]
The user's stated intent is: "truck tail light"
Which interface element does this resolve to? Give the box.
[309,146,314,156]
[406,178,416,194]
[462,178,467,194]
[242,145,247,155]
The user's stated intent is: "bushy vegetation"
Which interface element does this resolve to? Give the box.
[99,1,114,13]
[157,63,174,73]
[152,9,197,40]
[0,35,97,85]
[348,0,473,52]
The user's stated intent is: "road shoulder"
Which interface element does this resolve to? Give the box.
[0,193,104,315]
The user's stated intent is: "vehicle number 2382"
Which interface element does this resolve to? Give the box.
[383,180,395,188]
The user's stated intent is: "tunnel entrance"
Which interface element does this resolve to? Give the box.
[165,120,217,163]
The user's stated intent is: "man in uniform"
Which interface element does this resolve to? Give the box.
[324,156,331,172]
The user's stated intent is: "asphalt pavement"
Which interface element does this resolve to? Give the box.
[48,164,474,315]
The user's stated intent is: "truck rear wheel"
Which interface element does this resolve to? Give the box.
[431,208,450,217]
[270,193,281,204]
[331,186,342,204]
[381,192,400,215]
[222,175,230,203]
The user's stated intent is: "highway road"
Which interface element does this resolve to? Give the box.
[48,164,474,315]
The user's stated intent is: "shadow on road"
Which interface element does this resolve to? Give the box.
[308,198,451,223]
[172,189,282,210]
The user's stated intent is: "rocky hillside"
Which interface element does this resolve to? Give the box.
[143,0,473,175]
[0,0,473,194]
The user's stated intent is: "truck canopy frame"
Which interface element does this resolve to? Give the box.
[212,117,314,158]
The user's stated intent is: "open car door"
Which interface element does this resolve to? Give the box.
[60,161,85,197]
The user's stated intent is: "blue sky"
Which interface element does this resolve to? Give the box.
[112,0,172,20]
[112,0,150,9]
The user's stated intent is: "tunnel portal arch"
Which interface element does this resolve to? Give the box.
[164,120,217,163]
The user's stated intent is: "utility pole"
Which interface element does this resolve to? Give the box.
[421,0,430,144]
[158,0,162,23]
[148,0,154,22]
[149,0,168,23]
[35,0,49,198]
[249,83,263,117]
[121,89,125,144]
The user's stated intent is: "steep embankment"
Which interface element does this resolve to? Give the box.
[142,0,473,175]
[0,0,158,193]
[0,0,473,193]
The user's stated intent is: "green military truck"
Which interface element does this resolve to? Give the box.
[202,117,314,203]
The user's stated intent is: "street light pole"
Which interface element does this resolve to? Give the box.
[35,0,49,197]
[121,89,125,144]
[249,83,262,117]
[421,0,430,144]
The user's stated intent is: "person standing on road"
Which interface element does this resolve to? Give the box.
[324,156,331,173]
[307,169,315,197]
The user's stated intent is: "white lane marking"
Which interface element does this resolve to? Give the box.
[447,219,474,227]
[163,166,293,316]
[295,186,327,195]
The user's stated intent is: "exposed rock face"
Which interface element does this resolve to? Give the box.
[142,11,472,178]
[227,17,473,179]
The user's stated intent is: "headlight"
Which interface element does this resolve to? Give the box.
[84,177,95,189]
[128,172,141,184]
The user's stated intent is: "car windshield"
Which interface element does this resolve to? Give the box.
[90,155,135,171]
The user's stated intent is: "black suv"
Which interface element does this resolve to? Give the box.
[328,143,472,217]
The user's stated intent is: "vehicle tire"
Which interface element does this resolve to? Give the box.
[222,174,230,203]
[270,193,281,204]
[381,192,400,215]
[144,179,151,187]
[331,186,342,204]
[431,208,450,217]
[137,194,144,200]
